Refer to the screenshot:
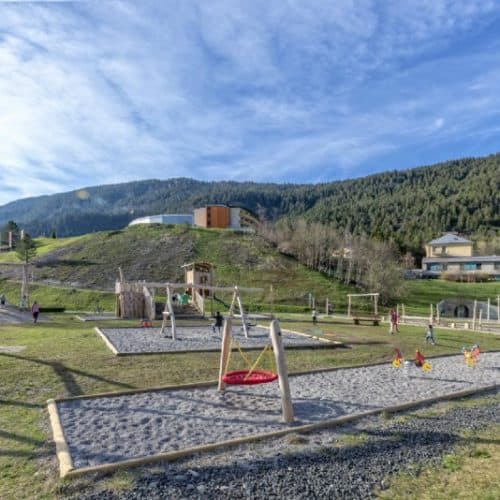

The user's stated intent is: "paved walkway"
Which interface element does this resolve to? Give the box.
[0,304,34,324]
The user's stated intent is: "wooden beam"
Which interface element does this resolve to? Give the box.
[218,318,232,391]
[118,281,262,293]
[270,320,294,424]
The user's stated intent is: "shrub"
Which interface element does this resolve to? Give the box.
[442,272,490,283]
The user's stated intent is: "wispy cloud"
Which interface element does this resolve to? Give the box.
[0,0,500,205]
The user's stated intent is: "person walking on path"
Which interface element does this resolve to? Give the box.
[213,311,224,334]
[425,324,435,345]
[0,294,5,306]
[312,309,317,324]
[31,301,40,323]
[389,309,399,334]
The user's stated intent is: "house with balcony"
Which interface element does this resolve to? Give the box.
[422,233,500,279]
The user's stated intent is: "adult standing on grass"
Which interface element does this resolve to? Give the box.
[31,301,40,323]
[312,309,317,324]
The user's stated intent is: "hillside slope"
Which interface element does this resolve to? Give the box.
[0,153,498,251]
[3,225,352,310]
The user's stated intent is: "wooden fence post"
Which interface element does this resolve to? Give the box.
[270,320,294,424]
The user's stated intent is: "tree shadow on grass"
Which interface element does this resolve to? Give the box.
[345,340,389,346]
[0,429,52,459]
[0,398,45,409]
[0,352,135,398]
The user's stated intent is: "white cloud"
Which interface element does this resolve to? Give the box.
[0,0,499,205]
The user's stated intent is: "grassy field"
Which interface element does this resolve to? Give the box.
[0,279,116,312]
[402,279,500,315]
[0,236,88,264]
[0,313,498,498]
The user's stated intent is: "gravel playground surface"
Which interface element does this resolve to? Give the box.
[72,393,499,500]
[55,352,500,473]
[96,324,335,354]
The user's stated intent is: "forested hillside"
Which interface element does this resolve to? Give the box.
[0,153,498,253]
[302,154,499,255]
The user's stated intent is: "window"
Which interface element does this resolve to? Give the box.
[462,263,481,271]
[428,263,443,271]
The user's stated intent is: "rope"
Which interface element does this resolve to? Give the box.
[225,336,276,382]
[243,344,272,381]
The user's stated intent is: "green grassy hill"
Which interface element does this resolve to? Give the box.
[1,225,498,314]
[0,225,353,312]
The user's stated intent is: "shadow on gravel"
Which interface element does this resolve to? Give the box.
[69,402,499,499]
[410,375,474,384]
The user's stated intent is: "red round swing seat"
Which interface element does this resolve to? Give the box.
[222,369,278,385]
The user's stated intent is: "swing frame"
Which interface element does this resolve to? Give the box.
[217,317,294,423]
[222,340,277,385]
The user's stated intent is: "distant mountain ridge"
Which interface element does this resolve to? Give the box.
[0,153,498,253]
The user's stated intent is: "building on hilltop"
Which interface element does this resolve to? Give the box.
[193,204,248,229]
[128,214,193,226]
[129,204,258,231]
[422,233,500,279]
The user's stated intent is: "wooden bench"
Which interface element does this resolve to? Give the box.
[352,316,380,326]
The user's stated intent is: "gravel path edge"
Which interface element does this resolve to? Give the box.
[52,382,498,478]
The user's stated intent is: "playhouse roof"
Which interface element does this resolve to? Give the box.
[427,233,471,246]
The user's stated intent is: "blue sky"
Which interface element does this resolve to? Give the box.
[1,0,500,206]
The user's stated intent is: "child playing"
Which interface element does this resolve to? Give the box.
[425,324,435,345]
[212,311,224,334]
[389,309,400,334]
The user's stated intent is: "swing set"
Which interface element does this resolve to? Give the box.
[221,338,278,385]
[217,317,294,423]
